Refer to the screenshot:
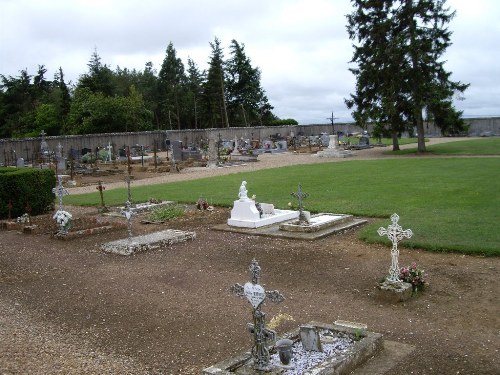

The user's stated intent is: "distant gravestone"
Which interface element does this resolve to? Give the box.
[16,158,24,168]
[359,135,370,146]
[171,140,183,161]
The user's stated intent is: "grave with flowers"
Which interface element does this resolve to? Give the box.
[375,213,427,303]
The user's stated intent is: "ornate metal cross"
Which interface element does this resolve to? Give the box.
[377,213,413,283]
[231,259,285,371]
[52,175,69,211]
[291,183,309,223]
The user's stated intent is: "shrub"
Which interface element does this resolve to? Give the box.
[148,205,184,222]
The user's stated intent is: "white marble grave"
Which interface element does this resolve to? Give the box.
[227,181,299,228]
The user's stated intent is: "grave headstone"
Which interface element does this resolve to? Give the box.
[299,325,323,352]
[16,157,24,168]
[171,140,183,161]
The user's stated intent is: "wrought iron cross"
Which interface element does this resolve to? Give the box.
[291,183,309,223]
[52,175,69,211]
[377,213,413,283]
[231,259,285,371]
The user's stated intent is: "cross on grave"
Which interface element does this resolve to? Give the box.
[291,183,309,223]
[106,142,113,162]
[52,175,69,211]
[377,213,413,283]
[231,259,285,371]
[125,146,133,204]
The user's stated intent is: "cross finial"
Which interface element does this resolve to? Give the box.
[291,183,309,222]
[249,258,261,284]
[377,213,413,283]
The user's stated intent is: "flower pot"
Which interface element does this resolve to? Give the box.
[276,338,294,366]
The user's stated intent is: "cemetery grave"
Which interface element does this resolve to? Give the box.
[204,260,384,374]
[218,182,368,239]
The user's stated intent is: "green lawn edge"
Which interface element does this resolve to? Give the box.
[64,156,500,256]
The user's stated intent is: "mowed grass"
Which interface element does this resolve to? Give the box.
[65,155,499,256]
[388,137,500,155]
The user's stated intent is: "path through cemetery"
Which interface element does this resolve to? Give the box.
[0,137,498,374]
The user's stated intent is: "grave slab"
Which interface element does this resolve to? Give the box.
[100,229,195,256]
[215,214,367,240]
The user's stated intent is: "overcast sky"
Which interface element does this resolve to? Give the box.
[1,0,499,124]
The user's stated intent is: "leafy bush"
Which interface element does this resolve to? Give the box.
[0,168,56,219]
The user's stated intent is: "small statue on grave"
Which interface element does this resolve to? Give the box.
[238,181,249,201]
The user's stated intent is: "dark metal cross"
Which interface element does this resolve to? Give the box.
[231,259,285,371]
[291,183,309,223]
[377,213,413,283]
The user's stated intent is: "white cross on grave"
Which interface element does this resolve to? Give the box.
[231,259,285,371]
[377,213,413,283]
[52,175,69,211]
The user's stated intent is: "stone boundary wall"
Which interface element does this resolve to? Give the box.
[1,117,498,164]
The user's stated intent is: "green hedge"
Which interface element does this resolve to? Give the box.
[0,168,56,219]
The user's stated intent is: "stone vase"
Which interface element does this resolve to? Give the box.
[276,338,294,366]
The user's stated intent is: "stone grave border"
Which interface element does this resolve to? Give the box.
[203,321,384,375]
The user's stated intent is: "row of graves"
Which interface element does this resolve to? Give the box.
[59,177,421,372]
[1,164,425,373]
[2,130,376,177]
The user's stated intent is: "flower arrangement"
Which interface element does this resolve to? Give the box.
[16,213,31,224]
[53,210,72,233]
[399,262,427,292]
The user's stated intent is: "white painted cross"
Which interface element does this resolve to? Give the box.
[52,175,69,211]
[377,213,413,283]
[107,142,112,161]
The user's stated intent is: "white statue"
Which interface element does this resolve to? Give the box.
[238,181,249,201]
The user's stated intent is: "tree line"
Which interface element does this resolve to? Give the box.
[0,38,285,139]
[2,0,469,151]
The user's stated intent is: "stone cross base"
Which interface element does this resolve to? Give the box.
[375,280,413,303]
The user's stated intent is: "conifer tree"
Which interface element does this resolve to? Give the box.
[346,0,468,151]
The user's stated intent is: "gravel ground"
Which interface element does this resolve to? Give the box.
[1,137,499,375]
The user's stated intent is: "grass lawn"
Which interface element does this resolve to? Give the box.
[387,137,500,155]
[65,155,499,256]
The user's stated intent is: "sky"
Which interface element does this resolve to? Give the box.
[1,0,499,124]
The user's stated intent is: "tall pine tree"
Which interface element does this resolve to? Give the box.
[346,0,468,151]
[202,37,229,128]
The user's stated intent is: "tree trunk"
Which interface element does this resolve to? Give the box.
[415,107,426,153]
[391,131,400,151]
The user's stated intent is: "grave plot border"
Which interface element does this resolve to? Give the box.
[203,321,384,375]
